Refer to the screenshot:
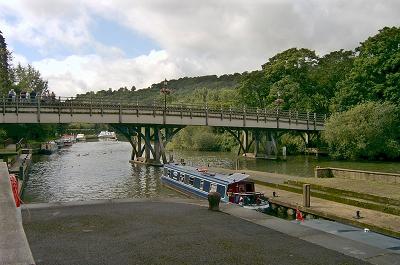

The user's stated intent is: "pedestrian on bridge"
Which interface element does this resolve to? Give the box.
[8,89,16,102]
[30,90,36,102]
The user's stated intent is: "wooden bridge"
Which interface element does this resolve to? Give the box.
[0,97,326,165]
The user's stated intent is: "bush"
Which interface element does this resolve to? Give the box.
[323,102,400,160]
[279,132,306,154]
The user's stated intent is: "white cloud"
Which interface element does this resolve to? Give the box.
[1,0,400,96]
[32,50,182,96]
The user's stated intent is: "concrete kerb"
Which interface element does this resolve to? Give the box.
[23,198,400,265]
[218,202,400,265]
[0,162,35,265]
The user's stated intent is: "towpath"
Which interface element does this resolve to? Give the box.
[22,199,376,265]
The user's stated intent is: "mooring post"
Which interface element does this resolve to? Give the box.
[303,184,310,207]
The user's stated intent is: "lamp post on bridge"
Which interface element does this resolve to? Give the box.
[160,79,172,124]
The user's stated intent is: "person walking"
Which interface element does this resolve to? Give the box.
[30,90,36,102]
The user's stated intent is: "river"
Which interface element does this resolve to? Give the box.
[23,141,400,203]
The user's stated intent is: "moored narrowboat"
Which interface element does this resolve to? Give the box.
[39,141,58,155]
[161,164,269,210]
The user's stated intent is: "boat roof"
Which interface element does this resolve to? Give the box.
[164,164,250,185]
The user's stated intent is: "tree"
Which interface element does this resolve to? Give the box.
[13,63,48,93]
[239,71,270,108]
[0,30,12,94]
[262,48,320,111]
[332,27,400,111]
[323,102,400,160]
[310,50,355,112]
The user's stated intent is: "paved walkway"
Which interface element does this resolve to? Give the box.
[23,199,371,265]
[210,167,400,200]
[256,184,400,237]
[210,167,400,237]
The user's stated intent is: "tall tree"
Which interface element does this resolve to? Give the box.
[332,27,400,111]
[0,30,12,94]
[262,48,320,111]
[13,63,48,93]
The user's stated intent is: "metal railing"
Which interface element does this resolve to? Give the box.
[0,96,327,128]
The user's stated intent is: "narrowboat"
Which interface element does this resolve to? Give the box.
[161,164,269,210]
[39,141,58,155]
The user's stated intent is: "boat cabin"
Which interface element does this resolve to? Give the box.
[162,164,258,204]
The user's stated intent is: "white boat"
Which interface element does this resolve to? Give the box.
[76,134,86,142]
[39,141,58,155]
[61,135,75,147]
[161,164,269,211]
[98,131,117,140]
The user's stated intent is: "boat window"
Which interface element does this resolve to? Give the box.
[184,175,190,184]
[193,178,201,189]
[217,185,226,197]
[180,175,185,183]
[168,170,173,178]
[246,183,254,192]
[199,180,204,190]
[203,181,210,192]
[210,183,217,192]
[173,171,180,180]
[189,177,194,186]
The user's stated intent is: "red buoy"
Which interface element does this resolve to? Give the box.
[296,208,304,222]
[9,174,20,207]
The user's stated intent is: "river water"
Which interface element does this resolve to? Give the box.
[24,141,400,203]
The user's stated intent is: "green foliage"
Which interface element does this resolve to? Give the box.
[332,27,400,111]
[279,132,306,154]
[0,128,7,142]
[323,102,400,160]
[77,74,242,106]
[0,30,12,95]
[0,124,60,142]
[168,127,236,152]
[13,63,48,93]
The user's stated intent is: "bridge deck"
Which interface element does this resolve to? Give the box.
[0,97,325,130]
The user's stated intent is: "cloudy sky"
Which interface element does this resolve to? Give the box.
[0,0,399,96]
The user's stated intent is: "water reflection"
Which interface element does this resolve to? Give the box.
[24,141,182,203]
[24,141,400,203]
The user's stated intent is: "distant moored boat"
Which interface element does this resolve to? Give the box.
[98,131,117,141]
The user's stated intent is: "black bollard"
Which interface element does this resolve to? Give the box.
[208,192,221,211]
[272,191,276,197]
[355,210,361,219]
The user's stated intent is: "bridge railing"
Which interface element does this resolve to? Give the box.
[1,96,327,126]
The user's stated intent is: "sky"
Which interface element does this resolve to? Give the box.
[0,0,399,96]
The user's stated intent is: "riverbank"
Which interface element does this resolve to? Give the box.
[210,167,400,238]
[22,198,400,265]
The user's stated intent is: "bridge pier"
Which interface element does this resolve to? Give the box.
[112,124,183,166]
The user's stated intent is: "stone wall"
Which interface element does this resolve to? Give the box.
[315,167,400,184]
[0,162,35,265]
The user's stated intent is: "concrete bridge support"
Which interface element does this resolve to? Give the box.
[112,124,183,166]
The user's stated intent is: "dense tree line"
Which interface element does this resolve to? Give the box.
[0,30,54,143]
[239,26,400,160]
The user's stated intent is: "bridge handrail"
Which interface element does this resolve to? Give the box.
[1,95,327,123]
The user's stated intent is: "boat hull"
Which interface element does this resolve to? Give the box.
[161,175,211,200]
